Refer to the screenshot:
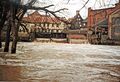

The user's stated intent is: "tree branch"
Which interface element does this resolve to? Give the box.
[43,4,54,8]
[55,8,68,13]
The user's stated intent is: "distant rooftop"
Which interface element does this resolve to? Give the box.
[23,11,62,23]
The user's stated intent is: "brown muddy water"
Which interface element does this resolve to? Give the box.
[0,42,120,82]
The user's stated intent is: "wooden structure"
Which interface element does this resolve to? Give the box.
[67,10,88,44]
[22,11,67,42]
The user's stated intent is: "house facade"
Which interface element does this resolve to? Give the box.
[87,2,120,44]
[108,3,120,41]
[66,10,88,44]
[22,11,67,42]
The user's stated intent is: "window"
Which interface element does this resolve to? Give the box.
[80,24,82,27]
[112,17,120,25]
[83,23,86,26]
[41,24,43,27]
[115,18,120,25]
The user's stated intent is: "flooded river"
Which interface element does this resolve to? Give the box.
[0,42,120,82]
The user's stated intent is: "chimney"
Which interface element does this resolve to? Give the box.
[88,7,92,11]
[76,10,80,15]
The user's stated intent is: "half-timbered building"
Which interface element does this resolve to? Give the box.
[22,11,67,42]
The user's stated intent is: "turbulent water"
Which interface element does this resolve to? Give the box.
[0,42,120,82]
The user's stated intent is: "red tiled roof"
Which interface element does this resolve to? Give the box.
[23,11,61,23]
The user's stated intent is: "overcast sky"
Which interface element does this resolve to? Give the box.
[28,0,119,19]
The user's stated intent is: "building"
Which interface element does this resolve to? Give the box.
[108,3,120,41]
[22,11,67,42]
[66,10,88,44]
[87,1,120,44]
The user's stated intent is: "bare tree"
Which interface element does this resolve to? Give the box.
[0,0,68,53]
[0,0,8,48]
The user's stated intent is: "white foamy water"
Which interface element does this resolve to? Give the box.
[0,42,120,82]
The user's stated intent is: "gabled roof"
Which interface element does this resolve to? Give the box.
[28,11,40,17]
[88,2,120,28]
[92,3,120,27]
[23,11,61,23]
[72,11,83,22]
[109,5,120,16]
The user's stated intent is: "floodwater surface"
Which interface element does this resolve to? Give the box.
[0,42,120,82]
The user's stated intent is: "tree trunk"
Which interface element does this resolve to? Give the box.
[0,29,2,48]
[11,24,19,54]
[0,17,6,48]
[4,25,11,52]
